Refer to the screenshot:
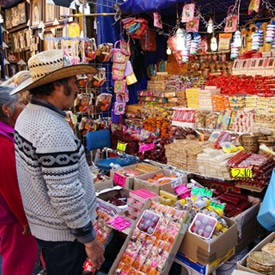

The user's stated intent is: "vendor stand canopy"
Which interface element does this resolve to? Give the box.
[119,0,275,32]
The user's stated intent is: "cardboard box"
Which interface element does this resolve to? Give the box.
[133,169,183,195]
[94,179,113,193]
[235,217,264,255]
[237,232,275,274]
[175,248,235,275]
[96,186,130,215]
[110,163,161,189]
[232,270,259,275]
[234,196,261,239]
[232,196,262,254]
[179,216,237,264]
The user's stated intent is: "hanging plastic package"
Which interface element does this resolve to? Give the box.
[265,20,275,44]
[251,23,264,51]
[224,6,238,33]
[85,38,97,61]
[114,102,126,115]
[181,3,195,23]
[186,17,200,33]
[126,73,137,86]
[111,109,122,124]
[257,169,275,231]
[248,0,260,15]
[124,60,138,85]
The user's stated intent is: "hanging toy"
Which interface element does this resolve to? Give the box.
[251,22,264,51]
[230,30,241,59]
[265,20,275,44]
[185,32,192,51]
[190,33,198,55]
[207,18,214,34]
[233,30,242,47]
[248,0,260,15]
[230,42,240,60]
[210,34,218,52]
[201,37,208,55]
[196,33,202,51]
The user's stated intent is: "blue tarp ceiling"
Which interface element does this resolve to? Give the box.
[119,0,186,15]
[0,0,23,8]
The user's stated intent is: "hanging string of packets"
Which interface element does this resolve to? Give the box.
[44,35,90,64]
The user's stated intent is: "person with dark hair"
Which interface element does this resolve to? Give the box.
[0,85,38,274]
[11,50,105,275]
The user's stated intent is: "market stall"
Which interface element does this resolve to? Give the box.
[2,0,275,274]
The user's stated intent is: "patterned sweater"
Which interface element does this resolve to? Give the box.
[14,100,97,242]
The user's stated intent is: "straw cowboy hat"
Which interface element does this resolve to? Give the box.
[10,49,98,95]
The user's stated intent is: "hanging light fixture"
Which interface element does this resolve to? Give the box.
[166,47,172,55]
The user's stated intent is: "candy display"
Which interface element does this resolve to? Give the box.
[110,201,189,275]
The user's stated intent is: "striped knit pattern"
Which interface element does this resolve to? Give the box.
[14,103,97,242]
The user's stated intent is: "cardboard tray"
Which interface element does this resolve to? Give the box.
[237,232,275,274]
[108,201,190,275]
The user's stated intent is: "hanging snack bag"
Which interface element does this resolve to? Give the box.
[95,93,112,112]
[181,3,195,23]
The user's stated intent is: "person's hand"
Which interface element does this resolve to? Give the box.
[22,224,31,235]
[84,238,105,271]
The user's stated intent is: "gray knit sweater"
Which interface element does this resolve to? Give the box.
[14,101,97,242]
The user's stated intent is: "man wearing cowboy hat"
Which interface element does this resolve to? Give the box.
[11,49,105,275]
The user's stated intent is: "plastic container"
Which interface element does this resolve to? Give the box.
[189,212,217,240]
[136,209,161,235]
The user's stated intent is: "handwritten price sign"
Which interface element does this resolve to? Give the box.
[113,172,126,188]
[117,142,127,152]
[138,143,155,153]
[231,167,253,179]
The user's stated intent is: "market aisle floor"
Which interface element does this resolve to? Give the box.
[0,255,241,275]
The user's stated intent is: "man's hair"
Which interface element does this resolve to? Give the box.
[30,77,71,96]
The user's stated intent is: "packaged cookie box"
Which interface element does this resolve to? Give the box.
[110,163,161,189]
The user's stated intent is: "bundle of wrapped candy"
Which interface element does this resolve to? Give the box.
[93,208,113,244]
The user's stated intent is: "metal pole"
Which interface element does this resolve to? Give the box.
[60,13,116,18]
[0,24,5,79]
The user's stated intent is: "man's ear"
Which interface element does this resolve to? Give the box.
[53,81,63,91]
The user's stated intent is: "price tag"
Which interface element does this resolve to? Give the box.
[113,172,126,188]
[231,167,253,179]
[191,187,213,197]
[138,143,155,153]
[117,142,127,152]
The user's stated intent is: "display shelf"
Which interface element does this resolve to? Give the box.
[235,184,266,193]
